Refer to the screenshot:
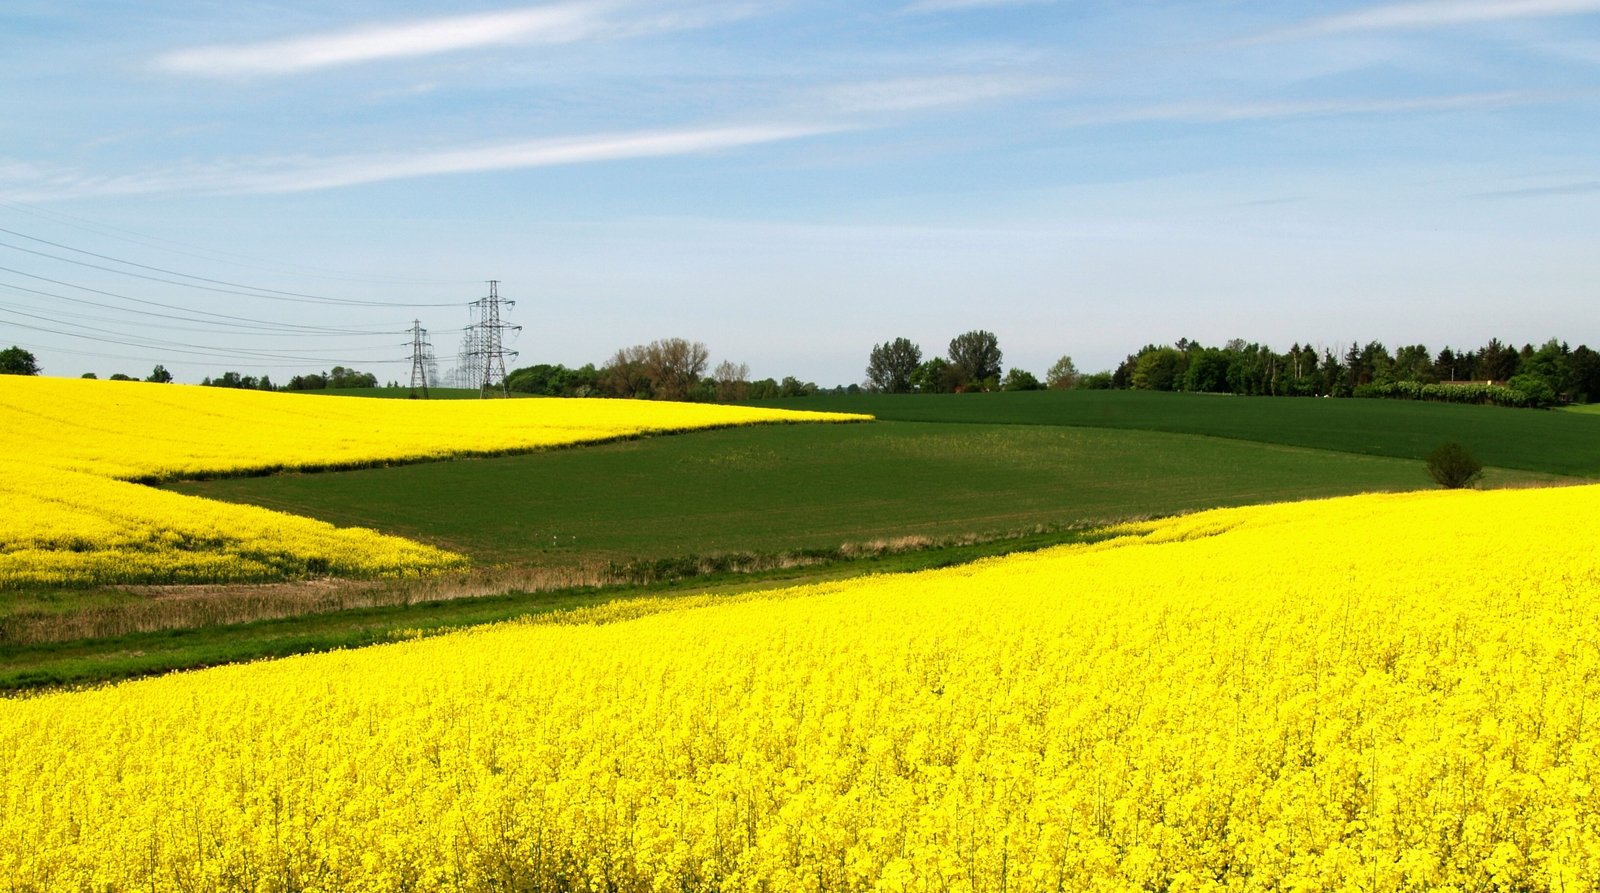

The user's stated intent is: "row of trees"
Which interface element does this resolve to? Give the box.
[865,331,1009,393]
[0,347,389,394]
[0,346,174,383]
[1105,337,1600,406]
[599,339,714,401]
[199,366,376,391]
[9,333,1597,409]
[4,336,818,403]
[202,372,275,390]
[858,334,1600,407]
[283,367,379,391]
[503,339,835,402]
[82,366,171,383]
[864,333,1083,394]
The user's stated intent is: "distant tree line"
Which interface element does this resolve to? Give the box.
[199,366,376,391]
[2,347,175,384]
[283,367,379,391]
[5,333,843,404]
[11,330,1597,411]
[1101,337,1599,407]
[1,346,392,393]
[865,331,1087,394]
[501,338,858,403]
[866,330,1040,394]
[858,334,1599,408]
[201,371,275,390]
[503,334,1011,404]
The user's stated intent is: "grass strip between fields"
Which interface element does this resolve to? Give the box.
[0,527,1103,692]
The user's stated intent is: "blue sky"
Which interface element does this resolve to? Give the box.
[2,0,1598,386]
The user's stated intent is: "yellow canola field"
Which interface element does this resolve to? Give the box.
[4,484,1598,891]
[0,375,866,482]
[0,376,866,585]
[0,460,462,585]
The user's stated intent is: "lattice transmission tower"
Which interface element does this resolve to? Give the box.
[407,319,433,399]
[465,280,520,397]
[455,329,478,389]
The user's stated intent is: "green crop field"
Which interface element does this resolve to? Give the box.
[6,390,1583,690]
[169,420,1476,567]
[757,390,1600,476]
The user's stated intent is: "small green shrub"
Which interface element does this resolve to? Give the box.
[1426,442,1483,489]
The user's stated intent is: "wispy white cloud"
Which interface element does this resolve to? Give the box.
[1258,0,1600,42]
[0,158,52,183]
[1067,89,1584,125]
[154,1,743,77]
[901,0,1053,13]
[2,123,847,199]
[1473,179,1600,199]
[818,74,1059,114]
[241,123,847,193]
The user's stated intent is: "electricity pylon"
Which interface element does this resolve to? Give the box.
[407,319,432,399]
[466,280,520,397]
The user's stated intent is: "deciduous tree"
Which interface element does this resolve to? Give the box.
[911,358,954,393]
[1045,355,1079,390]
[866,338,922,393]
[947,330,1002,387]
[1392,345,1435,383]
[601,339,710,400]
[327,366,377,388]
[644,338,709,401]
[1001,368,1041,391]
[0,346,39,376]
[712,360,750,402]
[1131,347,1181,391]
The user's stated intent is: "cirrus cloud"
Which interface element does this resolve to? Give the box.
[0,122,848,200]
[154,1,752,77]
[1255,0,1600,42]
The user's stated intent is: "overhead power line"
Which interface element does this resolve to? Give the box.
[0,314,409,365]
[0,303,400,355]
[0,197,478,287]
[5,338,338,370]
[0,233,460,307]
[0,267,405,334]
[0,208,495,379]
[0,290,396,338]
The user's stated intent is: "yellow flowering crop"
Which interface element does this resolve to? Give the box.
[4,484,1597,890]
[0,375,865,482]
[0,459,465,586]
[0,376,866,585]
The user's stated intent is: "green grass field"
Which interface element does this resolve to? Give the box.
[755,390,1600,476]
[6,389,1585,691]
[169,420,1470,566]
